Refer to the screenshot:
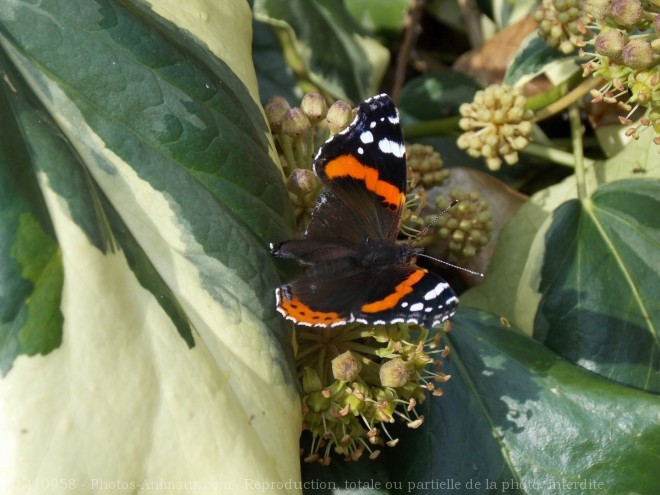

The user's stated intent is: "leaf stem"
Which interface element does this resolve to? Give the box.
[277,135,296,173]
[569,103,588,199]
[521,142,596,170]
[532,76,603,123]
[391,0,424,102]
[402,116,461,139]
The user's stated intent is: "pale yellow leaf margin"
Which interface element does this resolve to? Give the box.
[146,0,284,171]
[0,2,302,494]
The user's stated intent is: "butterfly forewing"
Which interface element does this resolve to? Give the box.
[308,95,407,243]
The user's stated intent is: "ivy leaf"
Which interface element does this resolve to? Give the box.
[386,309,660,495]
[536,179,660,392]
[461,129,660,333]
[253,19,301,105]
[254,0,389,102]
[399,71,481,121]
[504,33,579,88]
[0,0,300,490]
[344,0,410,35]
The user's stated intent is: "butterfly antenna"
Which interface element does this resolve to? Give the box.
[412,199,484,278]
[416,252,484,277]
[414,199,458,241]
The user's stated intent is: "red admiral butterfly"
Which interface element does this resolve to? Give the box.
[270,94,458,328]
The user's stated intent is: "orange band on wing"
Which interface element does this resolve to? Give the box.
[280,297,347,325]
[361,269,425,313]
[325,155,404,208]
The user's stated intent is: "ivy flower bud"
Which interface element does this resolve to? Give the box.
[281,107,311,137]
[326,100,353,134]
[622,39,655,69]
[264,96,290,133]
[595,29,628,59]
[380,358,413,388]
[332,351,362,382]
[609,0,643,29]
[301,92,327,125]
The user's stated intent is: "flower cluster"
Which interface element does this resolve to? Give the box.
[407,144,450,189]
[433,190,494,259]
[265,92,329,174]
[298,323,451,464]
[534,0,592,54]
[579,0,660,142]
[457,85,535,170]
[265,93,354,231]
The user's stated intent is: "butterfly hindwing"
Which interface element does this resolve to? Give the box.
[275,265,458,328]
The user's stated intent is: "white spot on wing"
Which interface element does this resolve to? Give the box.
[424,282,450,301]
[378,138,405,158]
[388,115,399,124]
[410,302,424,312]
[358,147,364,154]
[360,131,374,144]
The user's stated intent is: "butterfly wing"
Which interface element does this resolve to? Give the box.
[305,94,407,245]
[352,266,459,328]
[276,265,458,328]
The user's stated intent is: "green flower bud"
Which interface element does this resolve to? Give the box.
[595,29,628,59]
[264,96,290,133]
[609,0,643,29]
[287,168,318,196]
[584,0,612,20]
[281,107,311,136]
[301,92,327,124]
[380,358,413,388]
[326,100,353,134]
[306,391,331,412]
[406,144,449,188]
[622,39,655,70]
[332,351,363,382]
[344,383,369,415]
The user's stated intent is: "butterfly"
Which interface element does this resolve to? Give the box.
[270,94,458,328]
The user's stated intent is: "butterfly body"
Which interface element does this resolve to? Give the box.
[271,94,458,329]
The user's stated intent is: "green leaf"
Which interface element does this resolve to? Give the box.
[504,34,577,88]
[253,19,301,105]
[0,0,300,489]
[399,71,481,121]
[491,0,537,29]
[345,0,410,35]
[536,179,660,392]
[388,309,660,495]
[461,128,660,332]
[302,453,392,494]
[254,0,390,102]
